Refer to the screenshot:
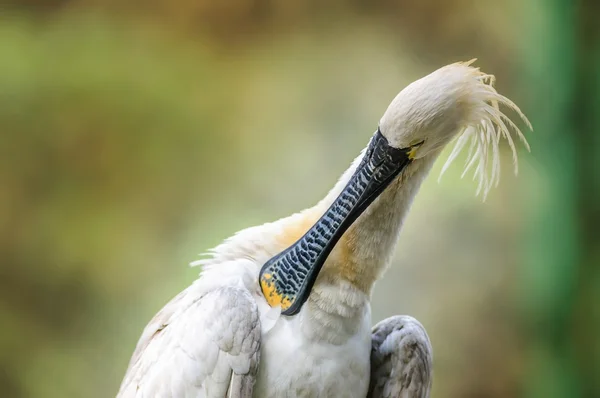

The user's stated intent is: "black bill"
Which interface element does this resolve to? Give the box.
[259,129,413,316]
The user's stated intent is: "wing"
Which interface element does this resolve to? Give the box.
[118,286,261,398]
[367,315,433,398]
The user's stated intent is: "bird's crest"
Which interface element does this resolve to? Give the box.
[438,60,532,199]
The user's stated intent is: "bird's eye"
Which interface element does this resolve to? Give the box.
[411,140,425,149]
[405,140,425,160]
[400,140,424,152]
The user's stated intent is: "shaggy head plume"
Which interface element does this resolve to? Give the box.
[436,60,532,199]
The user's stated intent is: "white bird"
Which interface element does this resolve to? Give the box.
[118,61,531,398]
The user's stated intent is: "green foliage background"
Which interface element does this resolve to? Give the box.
[1,1,598,397]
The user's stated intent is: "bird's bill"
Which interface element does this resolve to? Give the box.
[259,129,413,316]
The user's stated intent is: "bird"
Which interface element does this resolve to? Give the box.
[117,60,531,398]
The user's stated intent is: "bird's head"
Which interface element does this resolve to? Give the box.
[379,60,531,197]
[260,61,532,316]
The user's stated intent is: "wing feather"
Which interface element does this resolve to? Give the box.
[368,315,432,398]
[118,286,261,398]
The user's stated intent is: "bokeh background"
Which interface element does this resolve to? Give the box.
[2,0,599,397]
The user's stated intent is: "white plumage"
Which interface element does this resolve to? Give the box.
[118,62,530,398]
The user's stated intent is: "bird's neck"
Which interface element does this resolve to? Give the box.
[310,149,438,296]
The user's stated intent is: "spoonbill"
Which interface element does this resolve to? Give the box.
[118,61,531,398]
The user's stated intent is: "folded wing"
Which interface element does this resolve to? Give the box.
[368,315,433,398]
[118,286,261,398]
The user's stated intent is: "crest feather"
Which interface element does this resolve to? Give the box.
[438,63,532,200]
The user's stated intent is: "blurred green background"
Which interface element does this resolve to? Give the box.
[1,0,599,397]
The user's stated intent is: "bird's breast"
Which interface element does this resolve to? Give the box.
[253,286,372,398]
